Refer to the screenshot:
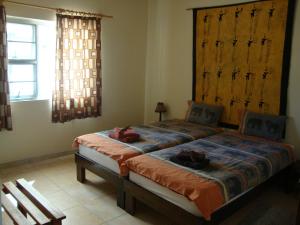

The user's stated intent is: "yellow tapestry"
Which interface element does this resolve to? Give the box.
[193,0,292,126]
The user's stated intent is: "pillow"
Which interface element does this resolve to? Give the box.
[240,111,286,141]
[185,101,224,126]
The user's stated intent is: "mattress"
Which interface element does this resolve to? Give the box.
[129,171,255,218]
[129,171,201,216]
[79,145,120,174]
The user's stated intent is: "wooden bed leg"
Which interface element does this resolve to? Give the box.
[77,164,86,183]
[284,164,295,193]
[296,200,300,225]
[125,192,136,215]
[117,184,125,209]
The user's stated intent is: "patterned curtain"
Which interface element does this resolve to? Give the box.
[0,5,12,131]
[52,14,102,123]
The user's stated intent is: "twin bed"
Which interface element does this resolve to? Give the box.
[126,131,294,222]
[73,114,295,225]
[73,119,222,207]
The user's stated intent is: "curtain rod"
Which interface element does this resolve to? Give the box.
[3,0,113,18]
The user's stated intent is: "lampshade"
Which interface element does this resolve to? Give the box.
[155,102,167,113]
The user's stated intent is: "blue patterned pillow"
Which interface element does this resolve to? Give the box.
[186,102,223,126]
[240,111,286,141]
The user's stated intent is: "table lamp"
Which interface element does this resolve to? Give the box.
[155,102,167,122]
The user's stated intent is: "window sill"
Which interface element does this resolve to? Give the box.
[10,97,50,103]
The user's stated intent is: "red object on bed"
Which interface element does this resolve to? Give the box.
[109,127,140,143]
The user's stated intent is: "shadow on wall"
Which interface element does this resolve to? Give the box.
[286,117,300,158]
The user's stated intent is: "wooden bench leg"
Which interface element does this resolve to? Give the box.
[77,164,86,183]
[125,192,136,215]
[51,220,63,225]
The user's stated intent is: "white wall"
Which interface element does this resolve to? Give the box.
[1,0,299,164]
[0,0,148,164]
[145,0,300,157]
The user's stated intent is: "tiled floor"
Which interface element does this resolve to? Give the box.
[0,155,297,225]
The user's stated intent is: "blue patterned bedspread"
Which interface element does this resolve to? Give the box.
[148,131,295,201]
[97,119,222,154]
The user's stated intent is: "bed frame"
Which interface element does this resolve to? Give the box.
[75,152,126,208]
[123,165,293,225]
[75,149,294,225]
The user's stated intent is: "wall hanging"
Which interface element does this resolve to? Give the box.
[192,0,295,127]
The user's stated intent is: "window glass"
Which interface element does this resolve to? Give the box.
[8,64,35,82]
[7,18,55,101]
[7,23,35,42]
[9,82,36,98]
[8,42,36,60]
[7,21,37,100]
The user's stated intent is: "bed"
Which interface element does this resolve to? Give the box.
[73,119,223,207]
[125,131,295,224]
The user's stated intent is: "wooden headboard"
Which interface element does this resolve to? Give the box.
[192,0,295,127]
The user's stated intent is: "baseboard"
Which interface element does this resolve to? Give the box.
[0,150,76,169]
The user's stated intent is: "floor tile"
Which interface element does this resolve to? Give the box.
[46,170,78,188]
[83,195,126,222]
[62,206,103,225]
[103,211,172,225]
[46,190,80,211]
[29,177,61,196]
[0,164,32,177]
[61,180,115,205]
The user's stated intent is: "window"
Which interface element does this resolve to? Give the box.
[7,18,55,101]
[7,22,37,100]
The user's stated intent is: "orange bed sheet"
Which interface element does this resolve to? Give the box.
[126,155,224,220]
[73,134,139,176]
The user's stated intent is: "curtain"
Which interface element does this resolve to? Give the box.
[52,14,102,123]
[0,5,12,131]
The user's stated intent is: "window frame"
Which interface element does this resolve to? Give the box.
[7,20,38,101]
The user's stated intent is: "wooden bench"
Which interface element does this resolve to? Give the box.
[1,178,66,225]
